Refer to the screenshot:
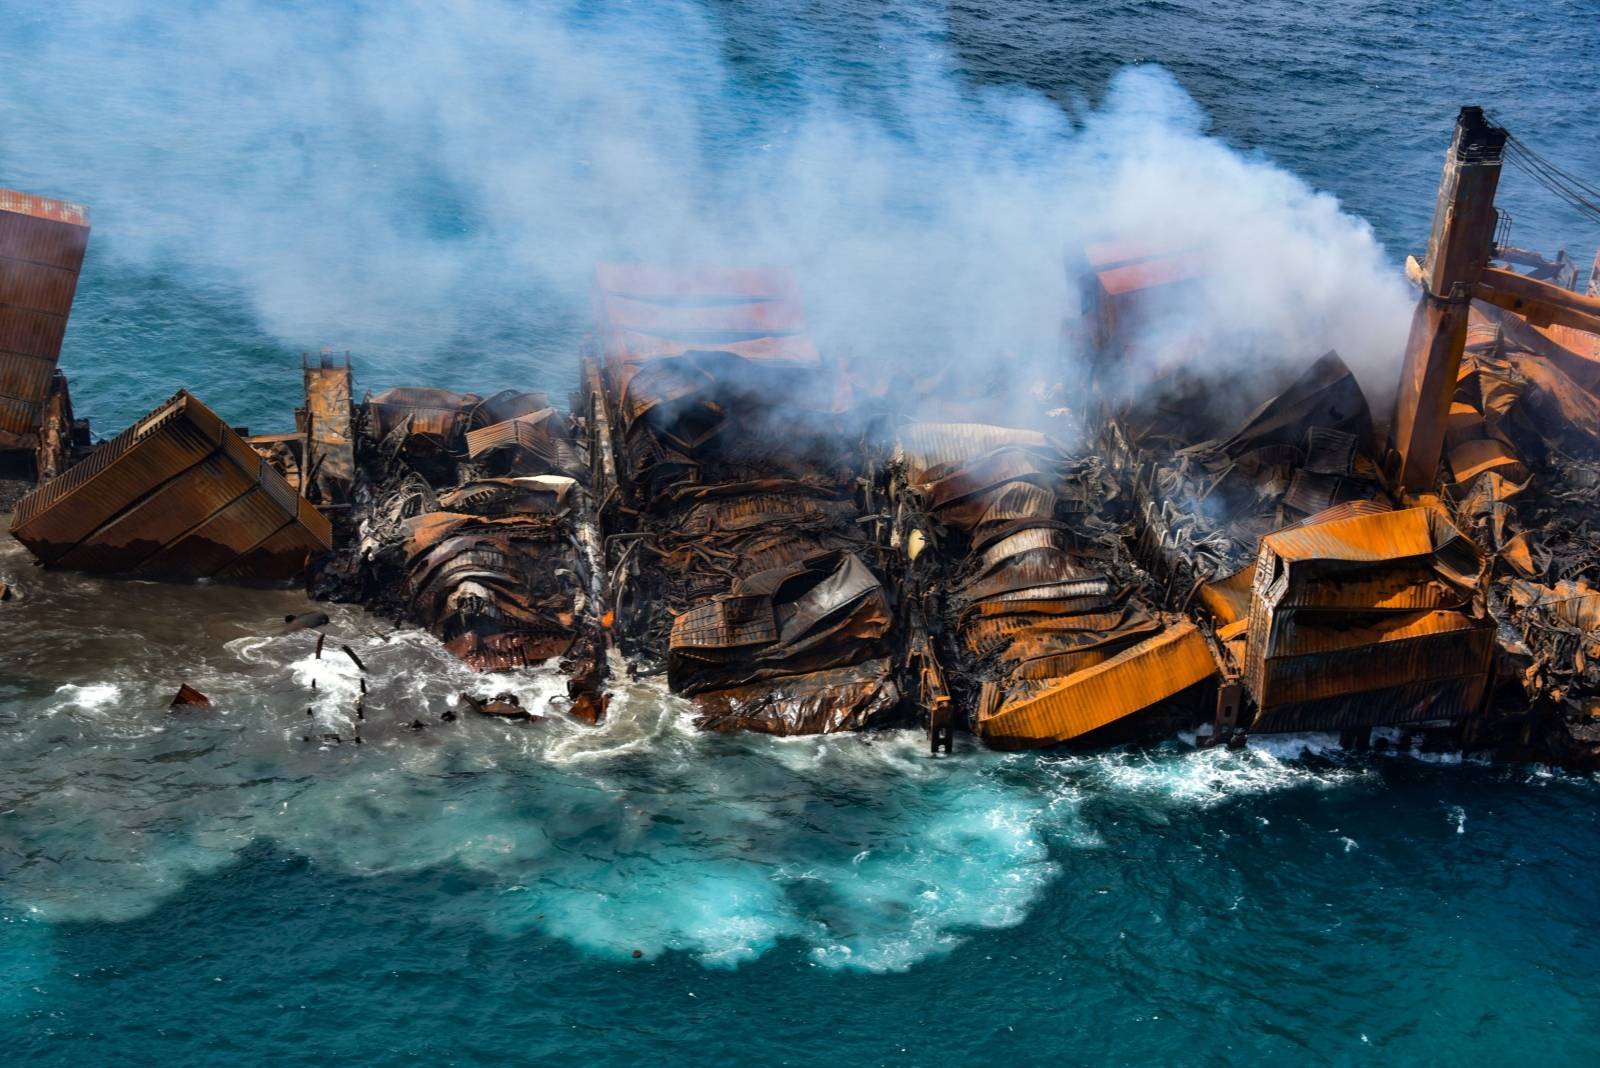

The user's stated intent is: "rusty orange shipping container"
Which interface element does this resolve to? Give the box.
[0,189,90,443]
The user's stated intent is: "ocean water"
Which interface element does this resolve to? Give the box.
[3,1,1600,1064]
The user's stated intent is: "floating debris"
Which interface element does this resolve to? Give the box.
[168,684,212,710]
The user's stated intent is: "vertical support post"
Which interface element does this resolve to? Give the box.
[1391,107,1507,492]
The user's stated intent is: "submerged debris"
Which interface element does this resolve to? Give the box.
[168,684,212,710]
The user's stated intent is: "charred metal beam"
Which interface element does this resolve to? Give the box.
[1475,266,1600,335]
[1392,107,1507,492]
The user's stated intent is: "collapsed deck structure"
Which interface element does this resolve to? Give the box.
[5,105,1600,762]
[893,421,1214,749]
[585,264,899,735]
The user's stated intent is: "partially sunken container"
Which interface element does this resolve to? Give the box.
[10,390,332,581]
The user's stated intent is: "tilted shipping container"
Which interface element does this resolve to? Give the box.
[0,189,90,442]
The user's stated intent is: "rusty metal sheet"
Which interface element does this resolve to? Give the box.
[976,620,1216,749]
[9,390,331,580]
[0,259,80,313]
[1253,604,1483,660]
[667,550,891,694]
[959,549,1107,601]
[1005,648,1114,681]
[473,389,551,426]
[1246,607,1494,708]
[978,527,1059,570]
[964,595,1119,621]
[922,447,1059,511]
[1249,673,1489,734]
[1255,506,1481,607]
[592,264,894,733]
[1540,322,1600,364]
[1449,436,1528,484]
[1241,613,1491,713]
[0,305,69,361]
[400,510,583,671]
[693,658,899,735]
[1222,351,1373,457]
[674,488,853,535]
[1511,578,1600,632]
[0,351,57,407]
[463,408,584,480]
[937,480,1059,533]
[302,357,355,505]
[1239,499,1493,730]
[1198,566,1254,626]
[1446,400,1485,448]
[437,476,576,516]
[962,605,1159,661]
[1507,352,1600,450]
[900,422,1052,485]
[366,387,480,444]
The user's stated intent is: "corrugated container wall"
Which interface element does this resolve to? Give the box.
[0,189,90,443]
[10,390,332,582]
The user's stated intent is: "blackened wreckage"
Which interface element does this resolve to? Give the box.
[6,107,1600,766]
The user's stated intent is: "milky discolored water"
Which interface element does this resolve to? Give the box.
[3,1,1600,1064]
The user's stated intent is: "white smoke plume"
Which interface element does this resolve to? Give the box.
[0,0,1414,428]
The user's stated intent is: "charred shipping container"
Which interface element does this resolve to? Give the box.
[586,263,901,735]
[314,379,607,716]
[1078,239,1496,740]
[892,420,1216,749]
[10,390,332,581]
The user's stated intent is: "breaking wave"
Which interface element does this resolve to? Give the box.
[2,537,1394,973]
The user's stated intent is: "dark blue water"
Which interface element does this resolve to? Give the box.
[4,2,1600,1064]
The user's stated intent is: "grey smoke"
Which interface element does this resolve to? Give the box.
[0,0,1414,423]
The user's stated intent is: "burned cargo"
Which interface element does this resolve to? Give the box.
[313,376,608,720]
[1079,233,1496,741]
[892,421,1216,750]
[1435,302,1600,760]
[586,263,900,735]
[9,101,1600,768]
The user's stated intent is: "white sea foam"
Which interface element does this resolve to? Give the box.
[47,682,122,714]
[0,544,1507,972]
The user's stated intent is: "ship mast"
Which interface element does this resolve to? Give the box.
[1391,107,1600,491]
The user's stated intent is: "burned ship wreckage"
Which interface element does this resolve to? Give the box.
[7,107,1600,766]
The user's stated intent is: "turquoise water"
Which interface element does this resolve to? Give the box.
[3,1,1600,1063]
